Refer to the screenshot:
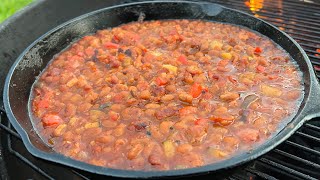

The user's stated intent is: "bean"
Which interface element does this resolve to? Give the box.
[223,136,239,148]
[114,138,127,150]
[53,124,67,137]
[145,103,160,109]
[110,104,126,112]
[165,85,176,93]
[95,135,115,144]
[186,66,202,75]
[237,128,259,142]
[140,90,151,100]
[159,121,174,135]
[65,104,77,117]
[84,122,100,129]
[177,144,193,154]
[178,93,193,104]
[127,143,144,160]
[144,109,156,117]
[161,94,175,102]
[184,72,194,84]
[209,148,229,158]
[148,154,162,166]
[101,120,118,128]
[113,124,126,136]
[220,92,239,101]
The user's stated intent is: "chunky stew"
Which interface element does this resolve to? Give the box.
[31,20,303,170]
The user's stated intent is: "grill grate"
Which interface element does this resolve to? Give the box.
[1,0,320,179]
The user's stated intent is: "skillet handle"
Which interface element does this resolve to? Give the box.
[302,76,320,121]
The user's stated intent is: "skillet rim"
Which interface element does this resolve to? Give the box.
[3,0,319,178]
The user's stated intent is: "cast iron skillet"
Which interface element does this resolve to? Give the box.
[3,1,320,178]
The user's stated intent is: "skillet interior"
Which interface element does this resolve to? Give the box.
[3,1,320,178]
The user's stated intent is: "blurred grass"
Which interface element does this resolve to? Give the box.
[0,0,33,23]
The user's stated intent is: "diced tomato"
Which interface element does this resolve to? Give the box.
[85,47,95,57]
[218,59,229,67]
[77,51,85,57]
[190,83,206,98]
[194,118,208,125]
[210,115,234,126]
[179,106,197,116]
[104,42,119,49]
[254,47,262,54]
[155,77,167,86]
[177,55,188,65]
[256,65,265,73]
[227,76,237,84]
[212,75,220,81]
[37,99,49,109]
[237,128,259,142]
[42,113,63,127]
[268,75,279,80]
[108,111,120,121]
[113,94,124,103]
[118,53,125,61]
[113,35,120,42]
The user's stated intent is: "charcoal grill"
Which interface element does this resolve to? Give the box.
[0,0,320,179]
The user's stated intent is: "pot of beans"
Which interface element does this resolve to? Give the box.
[3,1,320,178]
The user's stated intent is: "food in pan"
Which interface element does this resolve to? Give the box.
[30,20,303,170]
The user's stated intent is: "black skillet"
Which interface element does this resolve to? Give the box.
[3,1,320,178]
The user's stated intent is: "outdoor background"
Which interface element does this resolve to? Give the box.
[0,0,33,23]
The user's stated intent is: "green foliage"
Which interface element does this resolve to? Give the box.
[0,0,33,23]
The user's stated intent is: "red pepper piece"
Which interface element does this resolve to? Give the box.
[194,118,208,125]
[37,99,49,109]
[256,65,265,73]
[254,47,262,54]
[155,77,167,86]
[42,113,63,127]
[177,55,188,64]
[104,42,119,49]
[190,83,204,98]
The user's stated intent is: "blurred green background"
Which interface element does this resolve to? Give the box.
[0,0,33,23]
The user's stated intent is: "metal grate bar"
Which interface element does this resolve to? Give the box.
[71,170,90,180]
[285,140,320,156]
[295,131,320,143]
[273,149,320,169]
[0,123,21,139]
[256,9,320,23]
[228,176,242,180]
[258,158,317,180]
[224,0,320,15]
[234,9,320,33]
[245,167,277,180]
[213,2,320,44]
[286,0,320,6]
[309,57,320,66]
[267,21,320,38]
[305,123,320,132]
[299,43,320,50]
[302,49,319,56]
[289,35,320,48]
[216,0,320,21]
[264,1,320,13]
[7,150,54,180]
[6,125,53,180]
[246,10,320,27]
